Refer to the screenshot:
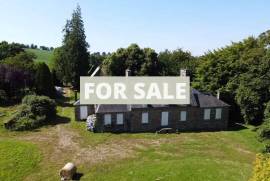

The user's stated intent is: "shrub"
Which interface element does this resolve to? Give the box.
[22,95,56,119]
[257,121,270,141]
[264,101,270,120]
[261,143,270,153]
[34,63,55,98]
[4,95,56,131]
[250,153,270,181]
[4,105,36,130]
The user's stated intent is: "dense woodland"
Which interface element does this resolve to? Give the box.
[1,5,270,141]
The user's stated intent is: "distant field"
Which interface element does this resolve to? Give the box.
[25,48,53,66]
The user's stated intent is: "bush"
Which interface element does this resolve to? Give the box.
[264,101,270,120]
[22,95,56,119]
[4,95,56,131]
[250,153,270,181]
[261,143,270,153]
[257,121,270,141]
[34,63,55,98]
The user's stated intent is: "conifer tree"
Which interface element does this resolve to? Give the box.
[35,62,55,98]
[54,5,89,89]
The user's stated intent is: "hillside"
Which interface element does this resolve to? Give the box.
[25,48,53,65]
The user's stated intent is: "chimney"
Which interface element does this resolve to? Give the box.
[180,69,187,77]
[125,69,131,77]
[217,90,220,100]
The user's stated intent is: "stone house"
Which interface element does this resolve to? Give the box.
[74,69,230,133]
[74,90,229,133]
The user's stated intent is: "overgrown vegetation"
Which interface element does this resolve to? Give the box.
[193,34,270,126]
[0,42,55,105]
[4,95,56,131]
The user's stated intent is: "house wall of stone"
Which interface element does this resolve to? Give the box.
[94,106,229,133]
[94,112,130,133]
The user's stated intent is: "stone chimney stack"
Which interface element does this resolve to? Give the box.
[180,69,188,77]
[125,69,131,77]
[217,90,220,100]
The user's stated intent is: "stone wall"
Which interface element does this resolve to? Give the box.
[94,106,229,133]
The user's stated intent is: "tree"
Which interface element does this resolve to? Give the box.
[0,64,32,101]
[103,48,129,76]
[51,47,66,84]
[193,35,270,125]
[0,41,25,60]
[140,48,161,76]
[2,51,36,71]
[89,52,107,75]
[158,49,196,77]
[53,5,89,89]
[34,63,55,98]
[103,44,161,76]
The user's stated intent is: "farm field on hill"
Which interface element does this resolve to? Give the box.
[0,90,263,181]
[25,48,53,65]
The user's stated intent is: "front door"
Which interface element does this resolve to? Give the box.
[80,106,88,120]
[161,112,169,126]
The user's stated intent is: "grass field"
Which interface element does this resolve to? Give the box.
[0,90,263,181]
[25,48,53,66]
[0,140,41,181]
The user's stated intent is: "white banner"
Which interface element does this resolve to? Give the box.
[80,76,190,105]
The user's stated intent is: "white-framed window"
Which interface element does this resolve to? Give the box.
[180,111,187,121]
[104,114,111,125]
[215,108,222,119]
[80,106,88,119]
[116,113,124,125]
[204,109,211,120]
[142,112,149,124]
[161,112,169,126]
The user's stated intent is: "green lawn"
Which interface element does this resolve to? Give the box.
[80,128,261,181]
[0,140,41,181]
[25,48,53,67]
[0,92,264,181]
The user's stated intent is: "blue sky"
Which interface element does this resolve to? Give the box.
[0,0,269,55]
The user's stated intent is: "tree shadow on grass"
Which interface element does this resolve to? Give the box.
[47,114,71,126]
[227,123,248,131]
[72,172,84,180]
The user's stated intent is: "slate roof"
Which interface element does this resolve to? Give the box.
[191,89,229,108]
[93,89,229,113]
[95,104,130,113]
